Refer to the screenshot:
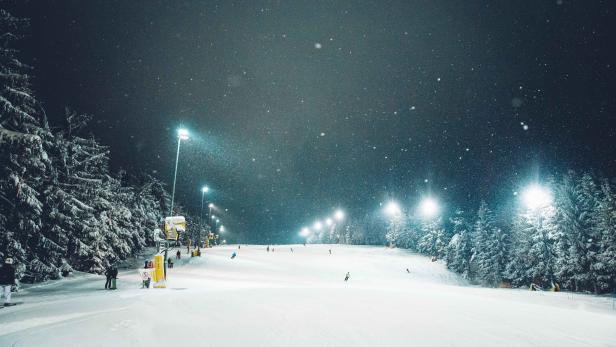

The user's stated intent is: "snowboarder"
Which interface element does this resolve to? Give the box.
[344,272,350,282]
[104,265,113,289]
[231,252,237,259]
[0,258,16,306]
[176,250,181,259]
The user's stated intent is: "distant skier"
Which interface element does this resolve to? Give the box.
[290,248,294,253]
[104,265,113,289]
[272,247,275,252]
[176,250,181,259]
[167,257,173,269]
[344,272,350,282]
[267,245,270,252]
[0,258,16,306]
[238,245,241,250]
[329,249,332,255]
[406,268,410,274]
[231,252,237,259]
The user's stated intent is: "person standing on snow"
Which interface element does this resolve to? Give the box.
[344,272,350,282]
[0,258,16,306]
[266,245,270,252]
[110,265,118,290]
[176,250,181,259]
[104,265,113,289]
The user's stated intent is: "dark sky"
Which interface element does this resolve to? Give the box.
[12,0,616,242]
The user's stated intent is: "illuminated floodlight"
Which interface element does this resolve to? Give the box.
[384,201,402,217]
[419,197,439,219]
[325,218,333,227]
[219,225,225,232]
[313,221,323,231]
[211,215,216,219]
[178,128,190,140]
[334,209,344,221]
[202,186,209,193]
[521,184,552,210]
[300,227,311,237]
[208,203,214,208]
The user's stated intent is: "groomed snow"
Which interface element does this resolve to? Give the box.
[1,245,615,346]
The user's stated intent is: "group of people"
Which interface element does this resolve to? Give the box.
[104,265,118,290]
[0,258,16,307]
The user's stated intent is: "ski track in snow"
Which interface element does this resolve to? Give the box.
[0,244,615,347]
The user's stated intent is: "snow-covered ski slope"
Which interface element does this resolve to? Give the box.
[1,244,615,346]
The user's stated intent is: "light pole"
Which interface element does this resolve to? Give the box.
[208,203,214,228]
[199,186,209,246]
[170,128,189,215]
[200,186,209,223]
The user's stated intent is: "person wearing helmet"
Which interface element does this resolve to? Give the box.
[0,258,16,306]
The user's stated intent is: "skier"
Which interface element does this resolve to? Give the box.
[344,272,350,282]
[329,249,332,255]
[231,252,237,259]
[167,257,173,269]
[267,245,270,252]
[238,245,241,250]
[176,250,181,259]
[104,265,113,289]
[406,268,410,274]
[0,258,16,306]
[290,248,294,253]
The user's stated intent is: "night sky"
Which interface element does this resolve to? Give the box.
[12,1,616,242]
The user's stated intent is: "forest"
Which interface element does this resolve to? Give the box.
[0,9,189,282]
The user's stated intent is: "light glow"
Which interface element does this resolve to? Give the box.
[334,209,345,221]
[419,197,439,219]
[178,128,189,140]
[384,201,402,217]
[521,184,552,210]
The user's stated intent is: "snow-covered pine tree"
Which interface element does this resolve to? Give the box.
[507,188,557,288]
[417,216,448,258]
[552,172,601,292]
[0,9,57,281]
[593,179,616,293]
[445,209,475,280]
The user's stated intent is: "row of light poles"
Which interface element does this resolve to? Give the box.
[298,183,552,245]
[299,209,345,240]
[168,128,227,246]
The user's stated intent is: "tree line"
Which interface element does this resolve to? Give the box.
[330,172,616,294]
[0,9,184,282]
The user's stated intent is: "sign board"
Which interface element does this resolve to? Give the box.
[152,254,166,288]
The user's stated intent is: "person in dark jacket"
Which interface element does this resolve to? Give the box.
[104,265,113,289]
[0,258,16,306]
[110,265,118,290]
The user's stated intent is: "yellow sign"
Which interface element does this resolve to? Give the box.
[153,254,166,288]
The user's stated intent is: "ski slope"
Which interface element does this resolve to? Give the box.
[1,245,615,346]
